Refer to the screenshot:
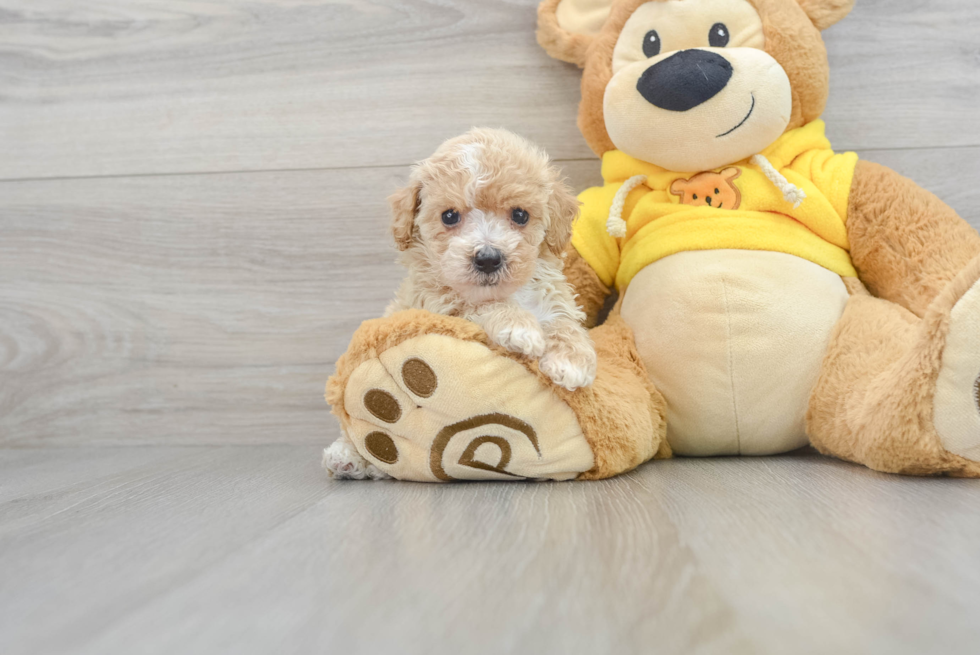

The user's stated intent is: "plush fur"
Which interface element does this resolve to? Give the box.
[846,160,980,318]
[561,245,611,328]
[565,312,672,479]
[537,0,594,66]
[538,0,835,157]
[796,0,854,30]
[326,0,980,482]
[750,0,832,130]
[328,309,486,426]
[326,307,667,480]
[807,257,980,477]
[528,0,980,479]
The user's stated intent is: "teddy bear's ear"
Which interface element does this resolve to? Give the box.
[669,178,688,196]
[721,167,742,181]
[388,182,422,252]
[537,0,613,68]
[795,0,855,30]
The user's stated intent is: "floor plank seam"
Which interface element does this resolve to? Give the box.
[1,144,978,185]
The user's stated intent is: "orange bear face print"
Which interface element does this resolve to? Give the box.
[670,167,742,210]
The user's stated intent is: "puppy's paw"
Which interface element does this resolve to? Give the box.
[493,323,547,358]
[539,340,597,391]
[322,440,391,480]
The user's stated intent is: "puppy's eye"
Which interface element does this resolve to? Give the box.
[441,209,460,226]
[709,23,730,48]
[511,208,529,225]
[642,30,661,58]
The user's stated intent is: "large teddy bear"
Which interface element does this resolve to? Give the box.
[327,0,980,481]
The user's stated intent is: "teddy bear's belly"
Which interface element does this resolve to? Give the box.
[620,249,850,456]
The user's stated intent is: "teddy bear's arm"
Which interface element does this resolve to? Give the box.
[562,244,612,328]
[846,159,980,318]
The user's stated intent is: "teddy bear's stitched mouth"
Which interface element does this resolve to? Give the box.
[716,93,756,138]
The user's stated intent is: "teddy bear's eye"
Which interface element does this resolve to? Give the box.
[715,188,720,194]
[642,30,661,58]
[511,208,529,225]
[441,209,460,226]
[692,194,698,200]
[709,23,730,48]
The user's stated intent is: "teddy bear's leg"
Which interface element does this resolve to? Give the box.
[571,311,671,479]
[847,160,980,318]
[562,245,611,328]
[326,309,667,482]
[807,255,980,477]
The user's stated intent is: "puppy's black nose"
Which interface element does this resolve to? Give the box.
[636,49,733,112]
[473,248,503,274]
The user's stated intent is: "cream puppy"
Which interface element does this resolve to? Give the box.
[323,128,597,480]
[386,127,597,390]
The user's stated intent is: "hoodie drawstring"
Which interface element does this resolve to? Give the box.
[605,156,808,237]
[606,174,647,237]
[751,154,807,208]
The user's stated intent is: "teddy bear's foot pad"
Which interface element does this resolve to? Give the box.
[342,334,594,482]
[934,278,980,461]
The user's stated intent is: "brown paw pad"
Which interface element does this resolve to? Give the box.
[364,389,401,423]
[402,358,437,398]
[364,431,399,464]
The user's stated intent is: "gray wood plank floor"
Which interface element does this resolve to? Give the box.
[3,449,980,655]
[2,1,980,653]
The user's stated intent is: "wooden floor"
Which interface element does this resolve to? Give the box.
[1,1,979,653]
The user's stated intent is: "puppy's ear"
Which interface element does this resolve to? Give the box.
[537,0,612,68]
[388,183,422,251]
[544,176,580,257]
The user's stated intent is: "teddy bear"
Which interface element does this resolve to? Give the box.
[326,0,980,482]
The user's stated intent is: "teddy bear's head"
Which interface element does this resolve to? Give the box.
[538,0,853,172]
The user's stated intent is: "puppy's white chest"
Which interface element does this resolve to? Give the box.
[507,260,569,326]
[512,284,555,325]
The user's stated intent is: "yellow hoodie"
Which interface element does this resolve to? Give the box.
[571,120,859,290]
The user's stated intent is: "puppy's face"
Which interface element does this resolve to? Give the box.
[390,129,580,304]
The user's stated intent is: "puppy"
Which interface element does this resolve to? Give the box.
[323,128,596,480]
[386,127,597,390]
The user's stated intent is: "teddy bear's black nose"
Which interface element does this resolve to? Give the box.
[637,49,733,112]
[473,247,503,274]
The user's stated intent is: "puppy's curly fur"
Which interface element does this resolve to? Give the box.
[387,127,597,391]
